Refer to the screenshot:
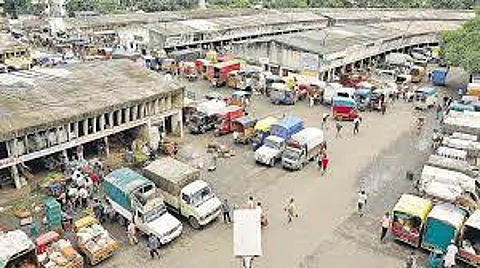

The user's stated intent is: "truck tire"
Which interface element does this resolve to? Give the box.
[118,214,126,226]
[189,216,201,229]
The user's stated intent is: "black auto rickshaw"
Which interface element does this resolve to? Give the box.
[232,116,258,144]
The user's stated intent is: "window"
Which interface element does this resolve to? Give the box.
[182,193,190,204]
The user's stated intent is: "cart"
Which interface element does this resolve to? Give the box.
[74,216,120,265]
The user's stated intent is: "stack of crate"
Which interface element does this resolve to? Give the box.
[44,198,62,231]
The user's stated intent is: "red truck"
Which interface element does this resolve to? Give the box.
[207,60,241,87]
[215,105,245,136]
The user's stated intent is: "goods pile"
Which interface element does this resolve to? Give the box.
[76,224,116,254]
[37,239,82,268]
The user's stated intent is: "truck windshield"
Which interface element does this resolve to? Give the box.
[264,139,280,150]
[143,204,168,223]
[191,186,214,207]
[283,148,300,160]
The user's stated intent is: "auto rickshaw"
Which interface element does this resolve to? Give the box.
[229,90,251,108]
[391,194,433,247]
[232,116,258,144]
[411,65,426,83]
[227,70,243,89]
[269,83,296,105]
[457,209,480,267]
[181,61,198,81]
[421,203,468,253]
[251,116,279,150]
[161,58,176,73]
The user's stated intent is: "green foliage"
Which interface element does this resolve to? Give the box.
[4,0,33,18]
[441,17,480,73]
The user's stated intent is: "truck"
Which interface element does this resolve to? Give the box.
[255,116,303,167]
[214,105,245,136]
[281,127,325,170]
[427,154,479,178]
[103,168,183,245]
[188,99,227,134]
[442,112,480,136]
[143,157,222,229]
[207,60,241,87]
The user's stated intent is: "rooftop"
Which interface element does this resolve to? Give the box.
[262,20,465,55]
[0,59,183,141]
[147,12,327,36]
[0,33,26,52]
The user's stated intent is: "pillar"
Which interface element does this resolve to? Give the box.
[73,121,79,139]
[108,112,114,127]
[5,141,21,189]
[92,117,97,133]
[104,136,110,158]
[132,106,138,121]
[83,119,88,136]
[125,108,130,123]
[99,114,105,131]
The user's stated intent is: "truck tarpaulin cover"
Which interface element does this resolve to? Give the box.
[233,209,262,257]
[0,230,34,266]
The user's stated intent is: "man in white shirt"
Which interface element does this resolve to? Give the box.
[78,187,89,208]
[444,240,458,268]
[357,191,367,217]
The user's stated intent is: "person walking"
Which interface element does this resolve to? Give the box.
[322,113,330,130]
[405,251,417,268]
[147,234,160,259]
[247,196,255,209]
[127,221,138,245]
[321,154,329,175]
[285,197,298,223]
[242,256,254,268]
[221,199,232,224]
[335,122,343,138]
[78,187,89,208]
[380,212,391,242]
[443,240,458,268]
[357,191,368,217]
[353,117,361,135]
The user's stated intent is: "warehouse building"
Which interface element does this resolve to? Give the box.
[232,20,466,80]
[0,59,184,188]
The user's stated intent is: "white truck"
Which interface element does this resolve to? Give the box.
[281,127,325,170]
[442,137,480,157]
[427,154,479,178]
[103,168,183,245]
[143,157,222,229]
[420,165,478,203]
[254,135,286,167]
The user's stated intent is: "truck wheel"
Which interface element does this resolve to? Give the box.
[189,216,201,229]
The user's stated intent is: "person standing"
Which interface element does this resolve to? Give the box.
[247,196,255,209]
[405,251,417,268]
[127,221,138,245]
[309,95,314,108]
[242,256,254,268]
[380,212,391,242]
[147,234,160,259]
[443,240,458,268]
[357,191,368,217]
[335,122,343,138]
[353,117,361,135]
[321,154,329,175]
[78,187,89,208]
[285,197,298,223]
[221,199,232,224]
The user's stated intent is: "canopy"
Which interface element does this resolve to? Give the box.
[233,116,257,128]
[255,117,278,132]
[464,209,480,229]
[393,194,432,220]
[428,203,467,230]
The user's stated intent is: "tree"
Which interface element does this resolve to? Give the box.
[4,0,32,18]
[441,16,480,73]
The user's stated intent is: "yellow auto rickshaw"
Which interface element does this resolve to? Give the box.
[391,194,432,247]
[227,70,242,89]
[410,66,426,83]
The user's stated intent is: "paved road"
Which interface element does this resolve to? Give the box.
[100,67,471,268]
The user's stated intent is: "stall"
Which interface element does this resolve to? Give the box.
[36,231,84,268]
[391,194,433,247]
[74,216,119,265]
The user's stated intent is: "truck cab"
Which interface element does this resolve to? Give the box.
[103,168,182,245]
[254,135,286,166]
[143,158,222,229]
[281,127,324,170]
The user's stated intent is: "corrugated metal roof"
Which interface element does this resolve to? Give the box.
[105,168,152,193]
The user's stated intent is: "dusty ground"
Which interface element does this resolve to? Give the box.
[99,67,470,268]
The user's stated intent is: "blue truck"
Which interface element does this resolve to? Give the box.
[254,116,304,166]
[103,168,183,245]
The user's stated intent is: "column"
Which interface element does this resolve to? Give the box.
[83,119,88,136]
[104,136,110,158]
[73,121,79,140]
[125,108,130,123]
[92,117,97,133]
[99,115,105,131]
[132,106,138,121]
[108,112,114,128]
[5,141,21,189]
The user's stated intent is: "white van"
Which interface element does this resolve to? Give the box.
[323,83,343,104]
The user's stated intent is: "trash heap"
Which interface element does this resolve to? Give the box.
[37,239,83,268]
[76,224,116,254]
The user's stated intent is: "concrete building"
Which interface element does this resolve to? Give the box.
[0,59,184,188]
[119,12,328,53]
[232,20,466,80]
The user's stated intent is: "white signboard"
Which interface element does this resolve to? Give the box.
[300,52,319,71]
[233,209,262,257]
